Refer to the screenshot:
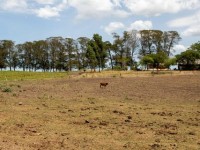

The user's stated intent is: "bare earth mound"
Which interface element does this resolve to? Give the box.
[0,73,200,150]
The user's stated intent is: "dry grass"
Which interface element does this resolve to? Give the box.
[0,71,200,149]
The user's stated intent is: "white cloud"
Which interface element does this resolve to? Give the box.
[34,0,56,5]
[182,25,200,37]
[104,22,125,35]
[68,0,129,19]
[32,0,200,19]
[123,0,200,16]
[104,20,153,35]
[0,0,200,22]
[114,10,130,18]
[127,20,152,31]
[56,0,68,10]
[173,44,187,55]
[0,0,28,12]
[0,0,68,18]
[111,0,122,7]
[33,0,68,18]
[168,11,200,37]
[168,11,200,27]
[34,6,60,18]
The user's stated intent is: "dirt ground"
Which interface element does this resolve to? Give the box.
[0,72,200,150]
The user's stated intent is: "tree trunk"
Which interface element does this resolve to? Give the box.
[108,49,113,70]
[98,60,101,72]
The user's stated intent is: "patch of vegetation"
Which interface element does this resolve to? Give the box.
[113,66,122,71]
[0,71,68,81]
[151,71,173,75]
[2,87,12,93]
[112,75,117,78]
[12,93,17,97]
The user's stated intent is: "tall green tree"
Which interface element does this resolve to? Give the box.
[127,30,140,67]
[32,40,49,71]
[86,34,107,72]
[163,31,181,56]
[6,40,15,71]
[139,30,181,57]
[9,49,19,71]
[0,40,9,70]
[139,30,154,56]
[0,40,15,71]
[189,41,200,53]
[123,31,139,69]
[16,44,25,71]
[104,41,114,70]
[176,42,200,68]
[150,51,168,70]
[93,34,107,71]
[139,30,163,55]
[65,38,76,71]
[46,37,63,72]
[176,50,200,65]
[140,55,154,70]
[86,43,97,71]
[16,42,34,71]
[76,37,90,70]
[112,31,137,70]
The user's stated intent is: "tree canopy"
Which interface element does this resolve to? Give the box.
[0,29,190,71]
[176,41,200,70]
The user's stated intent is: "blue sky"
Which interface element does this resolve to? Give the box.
[0,0,200,55]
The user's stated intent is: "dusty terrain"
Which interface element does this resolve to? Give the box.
[0,71,200,150]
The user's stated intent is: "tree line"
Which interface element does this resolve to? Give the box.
[1,29,198,72]
[176,41,200,70]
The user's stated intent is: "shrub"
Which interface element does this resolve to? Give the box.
[113,66,122,70]
[112,75,117,78]
[2,87,12,93]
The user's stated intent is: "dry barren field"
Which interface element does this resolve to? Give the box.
[0,71,200,150]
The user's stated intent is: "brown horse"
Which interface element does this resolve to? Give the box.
[100,83,108,88]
